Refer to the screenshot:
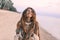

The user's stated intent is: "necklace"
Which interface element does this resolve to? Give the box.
[25,22,32,26]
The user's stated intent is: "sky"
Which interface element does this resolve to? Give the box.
[12,0,60,18]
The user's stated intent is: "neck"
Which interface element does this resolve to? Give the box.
[26,17,31,22]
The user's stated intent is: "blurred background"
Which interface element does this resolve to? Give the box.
[0,0,60,40]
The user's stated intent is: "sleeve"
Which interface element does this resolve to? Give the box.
[35,21,40,40]
[16,28,20,34]
[16,21,21,34]
[38,25,40,40]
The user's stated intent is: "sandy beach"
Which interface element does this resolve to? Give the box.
[0,10,59,40]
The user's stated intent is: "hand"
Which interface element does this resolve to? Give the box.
[16,32,19,34]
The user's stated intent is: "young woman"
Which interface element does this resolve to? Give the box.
[16,7,40,40]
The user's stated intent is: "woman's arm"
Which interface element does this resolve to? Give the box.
[38,26,40,40]
[16,21,21,34]
[35,21,40,40]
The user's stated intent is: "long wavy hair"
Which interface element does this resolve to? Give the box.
[17,7,39,34]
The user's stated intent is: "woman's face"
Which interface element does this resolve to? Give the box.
[26,9,33,18]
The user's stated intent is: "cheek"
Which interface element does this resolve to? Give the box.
[26,14,32,17]
[26,12,33,17]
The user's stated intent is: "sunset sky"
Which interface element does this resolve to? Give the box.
[12,0,60,17]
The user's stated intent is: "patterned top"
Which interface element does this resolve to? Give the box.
[16,21,34,38]
[16,21,40,40]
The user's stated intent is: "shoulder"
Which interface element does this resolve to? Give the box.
[36,21,38,24]
[17,20,21,25]
[17,20,21,29]
[35,21,39,25]
[35,21,39,28]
